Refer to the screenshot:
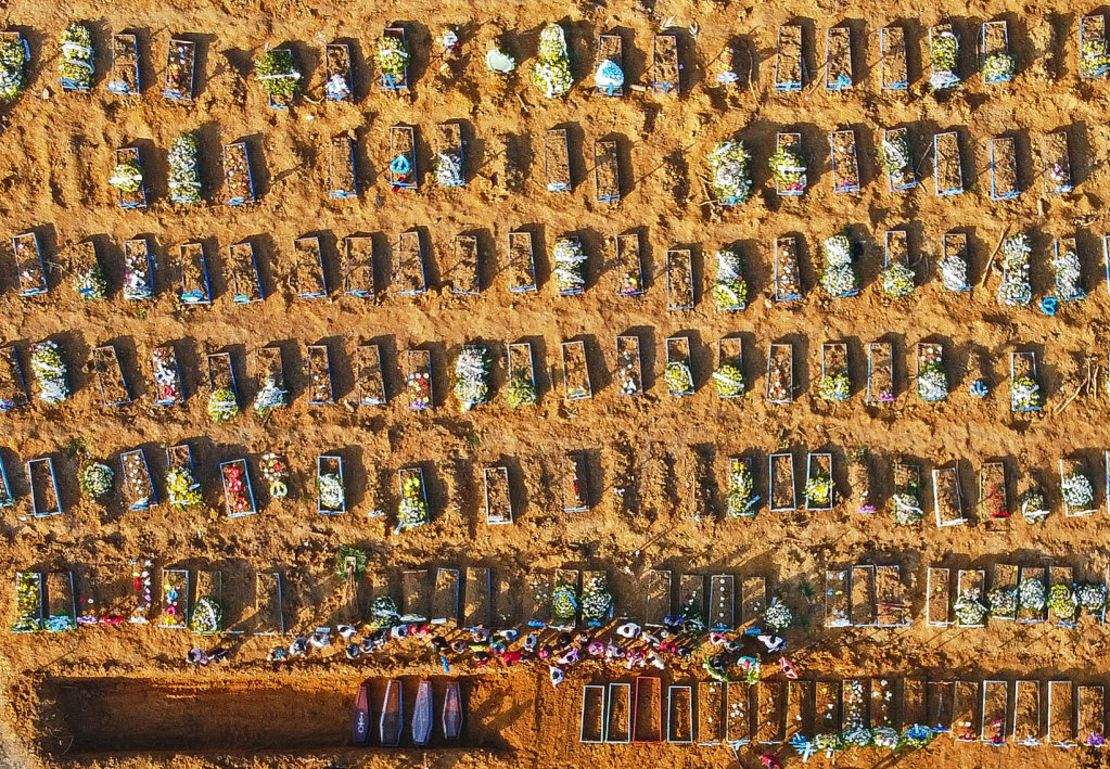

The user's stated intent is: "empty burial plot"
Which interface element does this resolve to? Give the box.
[49,676,494,753]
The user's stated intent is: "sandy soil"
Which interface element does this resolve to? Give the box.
[3,0,1110,767]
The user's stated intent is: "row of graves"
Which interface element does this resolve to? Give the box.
[925,561,1108,629]
[2,15,1110,109]
[827,558,1108,629]
[765,17,1109,92]
[12,556,1108,651]
[519,569,790,635]
[0,27,413,106]
[871,453,1110,526]
[9,561,791,640]
[72,122,1079,211]
[100,123,465,209]
[735,451,1110,526]
[5,435,1110,524]
[12,562,285,635]
[473,124,1071,202]
[8,224,1096,312]
[0,439,421,523]
[577,674,1108,752]
[0,323,1071,416]
[822,563,912,629]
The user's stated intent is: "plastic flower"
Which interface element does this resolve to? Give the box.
[552,237,587,295]
[954,591,987,625]
[842,726,873,748]
[407,368,432,410]
[324,58,351,100]
[1018,578,1046,612]
[1019,487,1049,523]
[712,364,744,398]
[79,462,114,499]
[168,133,202,204]
[59,24,94,90]
[917,362,948,402]
[221,463,253,515]
[997,233,1032,307]
[768,146,806,191]
[166,466,202,508]
[253,374,289,417]
[763,598,792,630]
[901,724,935,750]
[109,161,143,193]
[259,453,289,499]
[254,48,301,104]
[551,582,578,620]
[1051,244,1085,301]
[1010,375,1041,411]
[707,140,752,205]
[368,595,399,629]
[872,728,900,750]
[725,459,756,517]
[881,262,915,297]
[150,348,180,405]
[617,266,641,296]
[1082,35,1110,77]
[189,596,223,634]
[369,596,399,629]
[1077,583,1107,614]
[506,372,537,409]
[987,585,1017,617]
[880,134,911,178]
[821,234,858,297]
[929,30,960,89]
[892,478,923,525]
[434,151,464,187]
[376,34,409,79]
[453,345,490,411]
[813,732,843,756]
[531,24,572,98]
[436,27,460,59]
[938,253,969,292]
[207,387,239,422]
[123,247,153,301]
[0,35,28,101]
[711,248,748,310]
[818,371,851,402]
[30,341,69,403]
[12,573,42,632]
[580,575,613,623]
[595,58,623,92]
[1061,472,1094,509]
[317,473,345,511]
[397,473,429,529]
[617,356,641,395]
[664,361,694,395]
[982,52,1015,83]
[1048,583,1078,620]
[823,234,852,267]
[805,473,833,507]
[820,264,856,297]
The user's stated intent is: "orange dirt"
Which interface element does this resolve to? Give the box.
[2,1,1110,769]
